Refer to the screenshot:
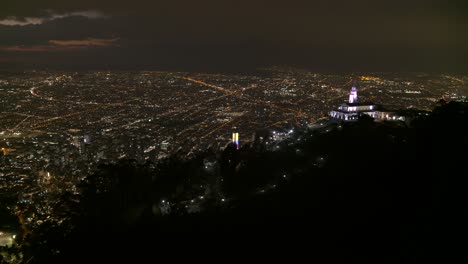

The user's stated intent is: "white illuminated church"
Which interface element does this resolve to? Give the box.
[330,86,405,122]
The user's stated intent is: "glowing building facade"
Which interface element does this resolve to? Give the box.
[349,86,358,104]
[330,85,405,122]
[232,133,239,150]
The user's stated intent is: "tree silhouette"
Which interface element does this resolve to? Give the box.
[17,102,468,263]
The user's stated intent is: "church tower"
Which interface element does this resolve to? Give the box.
[349,86,358,104]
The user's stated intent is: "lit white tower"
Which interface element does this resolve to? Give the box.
[232,133,239,150]
[349,86,358,104]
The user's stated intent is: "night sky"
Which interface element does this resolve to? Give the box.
[1,0,467,72]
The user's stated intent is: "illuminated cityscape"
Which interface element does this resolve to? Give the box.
[0,0,467,261]
[0,69,467,234]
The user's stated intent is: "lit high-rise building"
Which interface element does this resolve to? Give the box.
[232,133,239,150]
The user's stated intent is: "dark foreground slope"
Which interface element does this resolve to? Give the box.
[16,102,468,263]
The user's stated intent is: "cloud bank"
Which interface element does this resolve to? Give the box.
[0,37,119,52]
[0,10,106,26]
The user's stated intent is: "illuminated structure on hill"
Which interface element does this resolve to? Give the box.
[330,85,405,122]
[349,86,358,104]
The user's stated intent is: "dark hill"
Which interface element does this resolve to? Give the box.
[18,101,468,263]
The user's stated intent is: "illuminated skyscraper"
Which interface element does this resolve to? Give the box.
[232,133,239,150]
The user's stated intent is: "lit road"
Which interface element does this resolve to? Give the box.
[443,75,465,84]
[25,98,141,129]
[30,86,99,105]
[181,76,316,122]
[9,116,30,132]
[173,76,326,151]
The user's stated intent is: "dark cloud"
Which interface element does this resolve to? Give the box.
[0,16,118,46]
[49,37,119,47]
[0,0,467,71]
[0,37,119,53]
[0,10,106,26]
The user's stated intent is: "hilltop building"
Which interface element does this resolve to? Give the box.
[330,85,405,122]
